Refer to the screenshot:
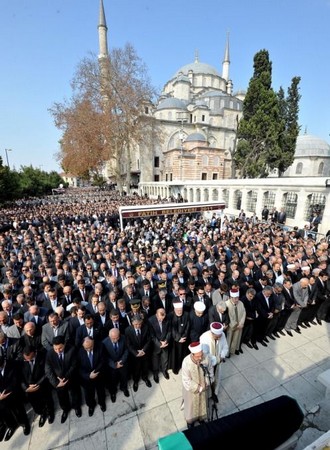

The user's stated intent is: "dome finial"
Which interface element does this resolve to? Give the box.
[194,49,199,63]
[304,126,308,135]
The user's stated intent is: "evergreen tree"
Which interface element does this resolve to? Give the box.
[234,50,300,178]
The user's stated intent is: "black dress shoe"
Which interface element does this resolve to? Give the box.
[273,332,280,338]
[23,424,30,435]
[39,414,47,428]
[252,343,259,350]
[153,374,159,383]
[268,335,276,340]
[263,337,269,343]
[133,382,138,392]
[294,328,301,334]
[75,408,82,417]
[286,330,293,337]
[111,394,116,403]
[300,323,307,329]
[239,348,243,354]
[145,379,152,388]
[4,427,16,442]
[88,407,95,417]
[100,404,106,412]
[311,320,317,325]
[163,371,170,379]
[123,389,130,397]
[246,342,253,348]
[61,411,69,423]
[316,318,322,325]
[260,341,268,347]
[48,413,55,424]
[305,322,311,327]
[235,350,240,355]
[0,424,7,442]
[279,330,286,336]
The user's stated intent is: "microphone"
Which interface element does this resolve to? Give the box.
[200,363,208,375]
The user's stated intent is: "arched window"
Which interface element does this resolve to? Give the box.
[202,155,208,166]
[214,156,220,167]
[296,162,303,175]
[318,162,324,175]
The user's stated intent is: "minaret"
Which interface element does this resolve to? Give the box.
[222,32,230,82]
[98,0,108,59]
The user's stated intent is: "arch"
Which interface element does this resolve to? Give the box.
[203,189,209,202]
[246,190,257,213]
[214,156,220,167]
[222,189,229,207]
[282,192,298,219]
[295,162,303,175]
[196,189,201,202]
[212,189,218,201]
[202,155,208,166]
[305,193,326,220]
[234,190,242,210]
[262,190,276,209]
[318,162,324,175]
[189,188,194,202]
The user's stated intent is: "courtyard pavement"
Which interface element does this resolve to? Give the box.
[2,321,330,450]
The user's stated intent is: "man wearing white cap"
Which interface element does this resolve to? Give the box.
[181,341,214,428]
[189,301,209,342]
[200,322,228,397]
[169,301,190,374]
[225,288,246,356]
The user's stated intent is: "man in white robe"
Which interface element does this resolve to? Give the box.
[200,322,228,398]
[181,341,214,428]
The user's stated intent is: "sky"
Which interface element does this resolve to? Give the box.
[1,0,330,173]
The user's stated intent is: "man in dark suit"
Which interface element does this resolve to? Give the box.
[77,336,106,416]
[254,286,275,344]
[75,314,101,348]
[125,316,152,392]
[102,328,130,402]
[152,288,172,314]
[0,353,30,441]
[192,287,212,312]
[41,287,63,314]
[19,345,54,427]
[72,279,92,303]
[45,335,82,423]
[148,308,171,383]
[93,301,110,339]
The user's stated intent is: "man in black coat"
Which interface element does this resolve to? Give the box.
[125,316,152,392]
[75,314,101,348]
[45,335,82,423]
[102,328,130,402]
[77,336,106,416]
[148,308,171,383]
[18,345,54,427]
[0,353,30,441]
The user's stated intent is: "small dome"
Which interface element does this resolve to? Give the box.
[295,134,330,158]
[174,61,220,78]
[185,133,207,142]
[157,97,187,110]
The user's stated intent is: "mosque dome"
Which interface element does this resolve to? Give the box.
[174,61,220,78]
[185,133,207,142]
[156,97,187,110]
[295,134,330,158]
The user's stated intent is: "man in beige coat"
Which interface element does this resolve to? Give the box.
[225,288,246,356]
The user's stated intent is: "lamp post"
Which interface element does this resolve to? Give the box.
[4,148,12,169]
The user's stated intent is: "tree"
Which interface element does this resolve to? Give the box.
[234,50,300,178]
[50,44,159,191]
[276,77,301,175]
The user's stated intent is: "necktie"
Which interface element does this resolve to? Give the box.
[54,327,58,337]
[59,353,63,367]
[114,342,118,353]
[88,351,93,368]
[159,321,163,333]
[29,359,35,372]
[136,329,141,344]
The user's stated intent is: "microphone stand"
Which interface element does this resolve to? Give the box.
[200,363,219,422]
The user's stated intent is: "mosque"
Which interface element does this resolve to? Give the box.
[61,2,330,233]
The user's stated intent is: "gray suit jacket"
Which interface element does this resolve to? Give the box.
[41,321,70,351]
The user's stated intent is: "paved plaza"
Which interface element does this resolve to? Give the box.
[2,322,330,450]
